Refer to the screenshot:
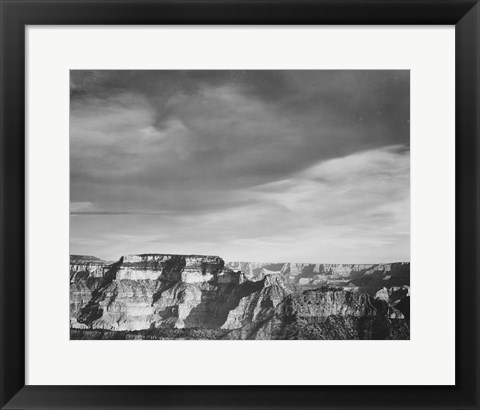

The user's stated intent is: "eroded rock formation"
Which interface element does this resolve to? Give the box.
[245,287,408,340]
[70,254,410,339]
[74,254,256,331]
[224,261,410,294]
[70,255,110,328]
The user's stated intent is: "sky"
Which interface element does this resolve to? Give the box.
[70,70,410,263]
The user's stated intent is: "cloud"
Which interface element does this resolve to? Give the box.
[70,70,409,262]
[71,145,409,262]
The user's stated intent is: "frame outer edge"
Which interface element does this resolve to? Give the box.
[0,0,479,409]
[456,2,480,409]
[0,1,26,409]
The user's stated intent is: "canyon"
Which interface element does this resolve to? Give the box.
[70,254,410,340]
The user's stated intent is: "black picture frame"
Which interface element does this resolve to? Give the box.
[1,1,479,409]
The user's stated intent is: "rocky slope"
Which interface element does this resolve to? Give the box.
[233,287,408,340]
[70,254,410,339]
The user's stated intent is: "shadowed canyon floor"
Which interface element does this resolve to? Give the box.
[70,254,410,340]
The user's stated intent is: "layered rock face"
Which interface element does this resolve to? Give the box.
[74,254,255,331]
[70,255,110,328]
[375,286,410,321]
[70,255,108,281]
[70,254,410,339]
[244,287,408,340]
[221,273,292,338]
[114,254,234,282]
[224,261,409,294]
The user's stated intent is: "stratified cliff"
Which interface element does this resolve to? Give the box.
[237,287,408,340]
[74,254,262,331]
[70,255,111,329]
[70,254,410,339]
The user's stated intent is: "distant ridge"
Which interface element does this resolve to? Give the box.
[71,253,409,267]
[70,255,105,262]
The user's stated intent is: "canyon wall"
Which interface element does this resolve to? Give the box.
[70,254,410,339]
[225,261,409,294]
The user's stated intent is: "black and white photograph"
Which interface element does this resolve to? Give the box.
[69,70,410,340]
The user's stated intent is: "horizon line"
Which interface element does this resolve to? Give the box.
[69,252,411,266]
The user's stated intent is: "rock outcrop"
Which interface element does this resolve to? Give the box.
[221,273,292,338]
[74,254,257,331]
[242,287,408,340]
[70,254,410,339]
[70,255,108,281]
[224,261,409,294]
[70,255,110,328]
